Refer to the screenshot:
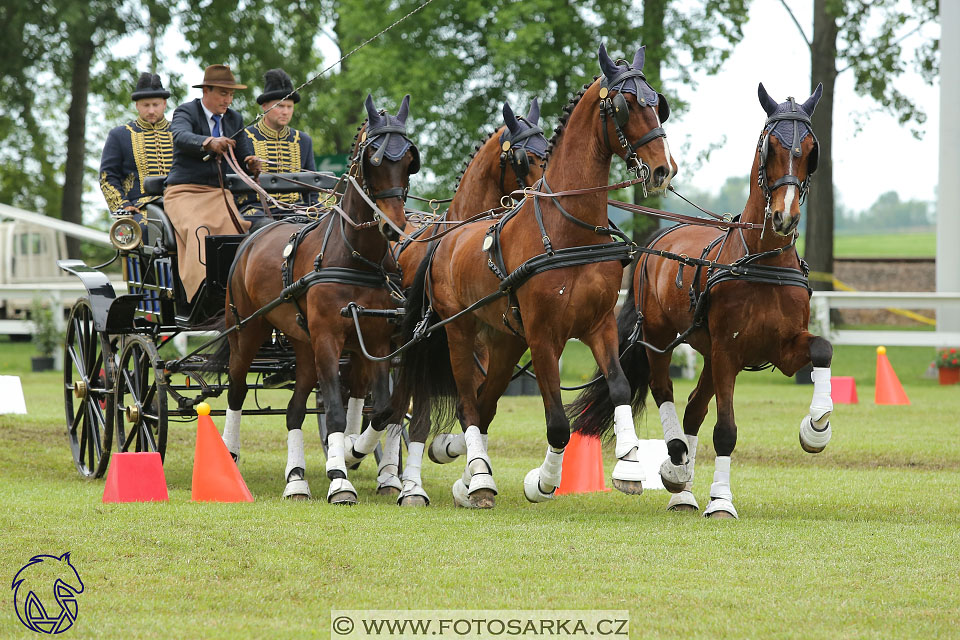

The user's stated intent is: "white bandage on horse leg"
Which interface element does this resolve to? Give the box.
[403,441,425,487]
[659,402,687,461]
[540,447,564,489]
[709,455,733,501]
[222,409,241,455]
[481,433,489,452]
[810,367,833,426]
[377,424,403,489]
[285,428,306,481]
[352,424,383,456]
[613,405,639,460]
[345,397,364,436]
[684,434,698,490]
[464,425,487,473]
[326,432,346,475]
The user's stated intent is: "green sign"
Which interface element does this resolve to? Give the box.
[315,154,349,175]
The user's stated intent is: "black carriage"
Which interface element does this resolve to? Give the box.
[58,172,345,478]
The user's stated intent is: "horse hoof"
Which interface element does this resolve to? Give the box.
[377,485,401,496]
[703,498,738,519]
[660,476,687,494]
[284,493,310,501]
[469,488,496,509]
[799,415,831,453]
[706,509,736,519]
[428,434,463,464]
[399,495,428,507]
[612,478,644,495]
[799,432,826,454]
[329,492,357,505]
[668,503,698,513]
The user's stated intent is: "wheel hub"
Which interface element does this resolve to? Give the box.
[125,404,141,424]
[73,380,87,400]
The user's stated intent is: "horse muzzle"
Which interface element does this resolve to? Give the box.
[771,209,800,236]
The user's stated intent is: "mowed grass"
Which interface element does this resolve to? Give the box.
[1,339,959,639]
[796,230,935,258]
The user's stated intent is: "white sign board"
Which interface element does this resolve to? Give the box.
[0,375,27,414]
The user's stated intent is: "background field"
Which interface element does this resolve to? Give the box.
[1,338,958,639]
[796,230,935,258]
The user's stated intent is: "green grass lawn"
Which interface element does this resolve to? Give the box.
[796,230,935,258]
[1,338,958,639]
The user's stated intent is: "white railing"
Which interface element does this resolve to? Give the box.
[811,291,960,347]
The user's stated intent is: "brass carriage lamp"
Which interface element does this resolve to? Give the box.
[109,216,143,251]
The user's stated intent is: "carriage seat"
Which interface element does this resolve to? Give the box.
[144,204,178,253]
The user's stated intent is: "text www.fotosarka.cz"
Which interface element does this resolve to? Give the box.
[331,610,629,639]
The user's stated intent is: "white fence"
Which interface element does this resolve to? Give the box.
[810,291,960,347]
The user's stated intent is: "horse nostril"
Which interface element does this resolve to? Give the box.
[652,165,667,187]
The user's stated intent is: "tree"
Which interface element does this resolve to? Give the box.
[779,0,939,289]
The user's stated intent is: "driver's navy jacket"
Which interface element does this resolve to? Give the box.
[166,98,255,188]
[99,116,173,211]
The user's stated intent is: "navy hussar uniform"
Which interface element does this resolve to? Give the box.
[240,69,317,212]
[99,73,173,211]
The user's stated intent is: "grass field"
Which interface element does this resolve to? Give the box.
[796,230,935,258]
[1,338,959,639]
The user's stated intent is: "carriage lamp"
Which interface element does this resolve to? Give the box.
[109,217,142,251]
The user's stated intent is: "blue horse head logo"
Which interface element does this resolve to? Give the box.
[11,552,84,634]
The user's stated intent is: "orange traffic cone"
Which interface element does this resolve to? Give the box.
[875,346,910,405]
[191,403,254,502]
[102,452,169,503]
[831,376,858,404]
[555,432,611,495]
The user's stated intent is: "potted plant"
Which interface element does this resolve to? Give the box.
[30,297,61,372]
[935,348,960,385]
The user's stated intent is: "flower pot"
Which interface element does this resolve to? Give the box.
[31,356,55,372]
[938,367,959,386]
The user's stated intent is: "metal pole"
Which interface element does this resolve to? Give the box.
[937,1,960,339]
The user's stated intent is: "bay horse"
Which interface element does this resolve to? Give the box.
[569,83,831,519]
[342,99,548,506]
[218,94,419,503]
[392,44,677,508]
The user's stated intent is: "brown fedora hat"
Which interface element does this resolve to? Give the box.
[192,64,247,90]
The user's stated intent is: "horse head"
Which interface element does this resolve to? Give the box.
[598,43,677,193]
[500,98,548,189]
[756,82,823,236]
[358,94,420,241]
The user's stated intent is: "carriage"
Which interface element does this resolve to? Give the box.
[58,171,375,479]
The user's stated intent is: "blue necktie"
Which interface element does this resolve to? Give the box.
[212,114,221,138]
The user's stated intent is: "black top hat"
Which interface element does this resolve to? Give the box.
[131,72,171,101]
[257,68,300,105]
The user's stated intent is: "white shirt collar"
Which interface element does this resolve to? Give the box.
[199,100,222,135]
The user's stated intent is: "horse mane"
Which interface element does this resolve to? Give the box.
[453,128,498,192]
[543,76,599,167]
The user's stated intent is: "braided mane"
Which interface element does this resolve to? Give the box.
[453,128,499,192]
[543,76,599,167]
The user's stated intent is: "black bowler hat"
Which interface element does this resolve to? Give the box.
[256,68,300,105]
[131,72,171,101]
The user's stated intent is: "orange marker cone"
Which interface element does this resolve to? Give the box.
[875,346,910,405]
[102,452,169,503]
[191,403,254,502]
[831,376,858,404]
[555,432,611,495]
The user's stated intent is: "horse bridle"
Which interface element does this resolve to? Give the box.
[350,119,420,202]
[598,65,668,193]
[498,116,545,192]
[756,97,820,221]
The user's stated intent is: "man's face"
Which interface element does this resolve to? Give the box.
[202,86,235,115]
[135,98,167,124]
[262,99,295,130]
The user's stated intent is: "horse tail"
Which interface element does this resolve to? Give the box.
[567,284,649,438]
[197,328,231,382]
[393,249,458,436]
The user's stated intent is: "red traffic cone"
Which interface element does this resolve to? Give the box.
[555,432,611,495]
[831,376,858,404]
[191,403,254,502]
[102,452,169,503]
[875,346,910,405]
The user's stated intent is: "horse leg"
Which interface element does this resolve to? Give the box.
[646,339,693,494]
[223,320,271,463]
[445,322,497,509]
[667,357,714,512]
[703,354,739,519]
[281,340,316,500]
[426,339,485,464]
[520,333,572,503]
[313,336,357,505]
[370,366,404,496]
[796,333,834,453]
[581,317,645,495]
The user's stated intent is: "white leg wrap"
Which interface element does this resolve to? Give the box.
[352,424,382,457]
[684,434,698,490]
[810,367,833,425]
[524,446,564,503]
[399,441,429,505]
[377,424,403,491]
[658,402,691,491]
[612,405,639,460]
[326,432,347,476]
[659,402,687,458]
[222,409,241,457]
[458,425,496,496]
[345,397,364,436]
[709,456,732,501]
[481,433,489,452]
[666,434,697,509]
[285,429,306,480]
[428,432,466,463]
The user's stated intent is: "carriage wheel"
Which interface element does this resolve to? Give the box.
[114,334,168,461]
[63,298,116,478]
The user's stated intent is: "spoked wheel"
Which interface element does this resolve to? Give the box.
[114,334,168,461]
[64,298,116,478]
